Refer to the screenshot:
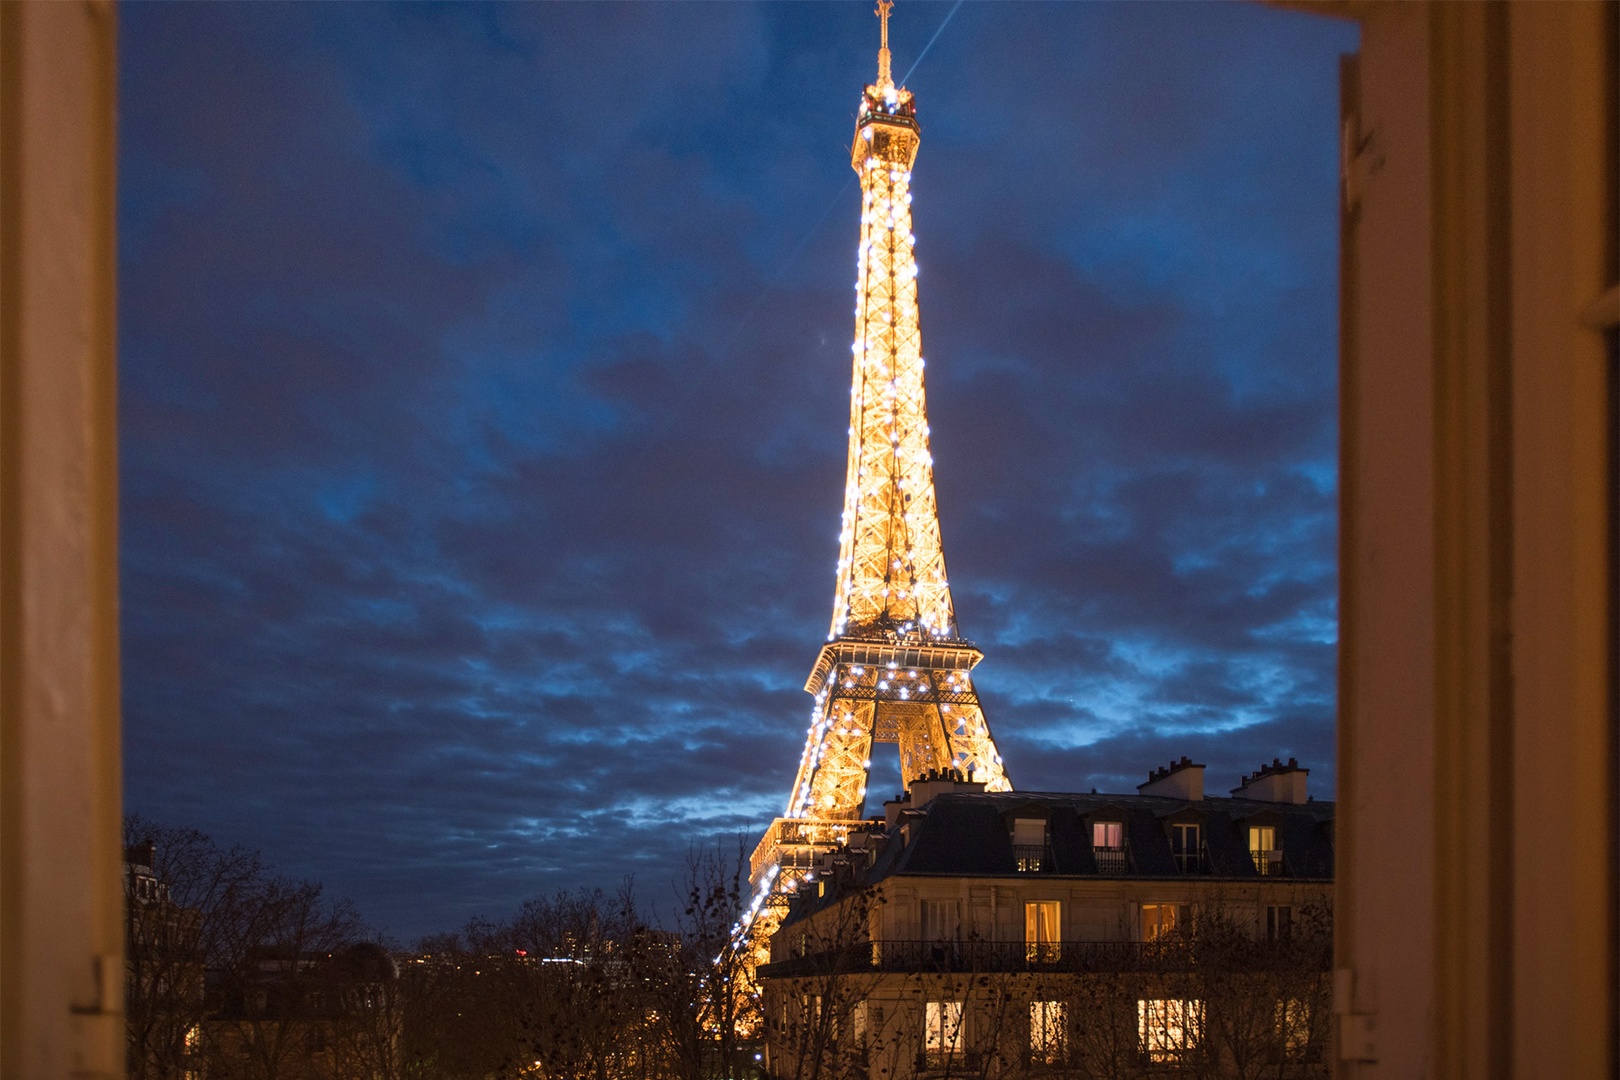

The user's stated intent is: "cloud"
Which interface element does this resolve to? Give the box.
[118,1,1356,939]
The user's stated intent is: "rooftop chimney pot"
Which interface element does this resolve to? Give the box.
[1231,759,1309,803]
[1137,757,1205,801]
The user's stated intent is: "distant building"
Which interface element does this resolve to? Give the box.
[203,942,403,1080]
[125,841,206,1080]
[759,759,1333,1079]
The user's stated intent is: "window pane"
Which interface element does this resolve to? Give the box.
[1024,901,1059,942]
[926,1001,963,1053]
[1030,1000,1067,1061]
[1173,823,1202,871]
[1013,818,1046,846]
[1141,903,1181,942]
[1138,999,1202,1063]
[1250,826,1280,874]
[1276,998,1310,1054]
[1025,900,1060,960]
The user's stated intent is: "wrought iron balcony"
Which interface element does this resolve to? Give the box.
[1093,846,1129,874]
[1174,849,1209,874]
[758,937,1328,980]
[917,1049,978,1072]
[1251,849,1286,876]
[1013,844,1051,872]
[763,939,1172,977]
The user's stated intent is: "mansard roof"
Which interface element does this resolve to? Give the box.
[880,789,1333,879]
[784,788,1335,928]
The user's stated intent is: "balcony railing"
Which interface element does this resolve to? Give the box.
[1014,844,1050,872]
[1251,849,1286,876]
[764,939,1172,977]
[917,1050,979,1072]
[1093,846,1129,874]
[758,937,1330,980]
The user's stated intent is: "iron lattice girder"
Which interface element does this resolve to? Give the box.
[749,816,859,886]
[745,38,1011,936]
[785,637,1010,824]
[831,101,952,642]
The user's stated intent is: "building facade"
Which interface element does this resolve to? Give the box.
[760,760,1333,1079]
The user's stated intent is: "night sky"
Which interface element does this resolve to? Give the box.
[118,2,1358,942]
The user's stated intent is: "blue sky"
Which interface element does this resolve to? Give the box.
[118,1,1357,941]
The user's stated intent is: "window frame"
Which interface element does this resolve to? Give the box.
[924,1000,965,1066]
[1137,997,1203,1064]
[1029,999,1068,1064]
[1024,899,1061,962]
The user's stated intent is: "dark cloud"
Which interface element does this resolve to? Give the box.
[119,2,1356,939]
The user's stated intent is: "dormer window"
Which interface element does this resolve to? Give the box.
[1171,823,1202,873]
[1012,817,1048,872]
[1092,820,1126,874]
[1249,825,1282,875]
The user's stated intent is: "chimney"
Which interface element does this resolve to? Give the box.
[1137,756,1205,800]
[1231,758,1309,804]
[907,766,986,809]
[884,791,911,829]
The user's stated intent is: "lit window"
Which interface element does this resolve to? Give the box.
[924,1001,964,1065]
[1249,825,1280,875]
[1140,903,1188,942]
[1171,823,1201,872]
[1013,817,1047,872]
[1030,1000,1067,1063]
[852,1001,867,1041]
[1138,998,1202,1063]
[1266,904,1293,941]
[1092,820,1126,873]
[1276,999,1312,1058]
[1024,901,1060,962]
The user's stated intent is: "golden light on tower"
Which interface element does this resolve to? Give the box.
[743,0,1011,941]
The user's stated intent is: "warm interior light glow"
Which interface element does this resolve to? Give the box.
[1138,999,1202,1063]
[1030,1001,1067,1063]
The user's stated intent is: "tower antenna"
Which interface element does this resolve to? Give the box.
[876,0,894,87]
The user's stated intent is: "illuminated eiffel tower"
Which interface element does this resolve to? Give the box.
[745,0,1011,934]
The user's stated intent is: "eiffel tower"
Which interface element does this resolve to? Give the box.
[745,0,1011,933]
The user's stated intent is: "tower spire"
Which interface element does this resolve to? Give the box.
[743,7,1010,949]
[876,0,893,88]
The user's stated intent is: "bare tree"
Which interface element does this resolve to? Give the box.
[396,930,519,1080]
[764,885,884,1080]
[124,816,264,1080]
[411,885,655,1080]
[647,840,763,1080]
[123,817,373,1080]
[201,876,365,1080]
[324,942,407,1080]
